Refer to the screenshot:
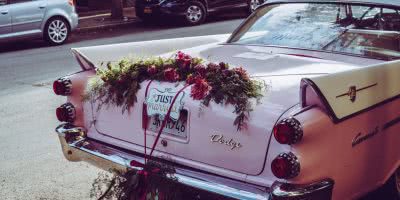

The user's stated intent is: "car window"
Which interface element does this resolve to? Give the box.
[229,3,400,60]
[0,0,7,6]
[362,7,380,20]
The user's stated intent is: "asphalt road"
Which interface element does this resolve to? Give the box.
[0,17,243,200]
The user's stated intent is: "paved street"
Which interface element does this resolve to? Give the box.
[0,18,243,200]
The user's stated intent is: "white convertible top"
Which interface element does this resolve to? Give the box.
[266,0,400,7]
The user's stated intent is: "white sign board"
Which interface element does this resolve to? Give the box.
[145,84,186,121]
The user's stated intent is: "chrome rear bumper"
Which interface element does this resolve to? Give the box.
[56,123,334,200]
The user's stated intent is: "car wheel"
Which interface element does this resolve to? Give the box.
[374,168,400,200]
[361,168,400,200]
[395,168,400,198]
[248,0,263,14]
[379,168,400,200]
[184,1,206,26]
[44,17,70,45]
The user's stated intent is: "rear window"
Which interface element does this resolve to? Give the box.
[229,3,400,60]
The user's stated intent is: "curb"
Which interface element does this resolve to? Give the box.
[79,13,111,20]
[76,18,140,33]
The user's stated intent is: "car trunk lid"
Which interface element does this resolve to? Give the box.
[88,77,296,175]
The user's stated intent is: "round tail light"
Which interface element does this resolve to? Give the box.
[271,152,300,179]
[53,77,72,96]
[56,103,76,122]
[273,118,303,145]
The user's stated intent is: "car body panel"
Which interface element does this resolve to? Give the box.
[71,35,231,70]
[292,95,400,199]
[70,33,394,175]
[135,0,250,19]
[67,36,400,199]
[10,0,46,33]
[87,79,285,175]
[40,0,79,31]
[307,61,400,121]
[70,34,383,176]
[0,3,11,35]
[208,0,246,10]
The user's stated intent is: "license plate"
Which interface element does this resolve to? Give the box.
[148,111,188,138]
[144,7,152,14]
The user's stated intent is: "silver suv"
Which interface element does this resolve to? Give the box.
[0,0,78,45]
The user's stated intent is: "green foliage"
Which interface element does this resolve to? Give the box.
[84,52,264,130]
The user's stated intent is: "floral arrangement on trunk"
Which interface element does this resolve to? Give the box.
[84,51,264,130]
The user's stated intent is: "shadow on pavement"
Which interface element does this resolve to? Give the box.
[0,11,245,54]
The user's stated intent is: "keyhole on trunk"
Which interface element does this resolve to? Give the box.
[161,139,168,147]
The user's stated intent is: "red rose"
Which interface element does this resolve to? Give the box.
[193,64,207,78]
[219,62,228,70]
[176,51,192,70]
[164,68,180,82]
[222,69,232,77]
[117,78,125,85]
[190,78,210,100]
[233,67,250,81]
[151,168,160,174]
[176,51,185,60]
[147,65,158,76]
[207,62,220,72]
[186,74,196,85]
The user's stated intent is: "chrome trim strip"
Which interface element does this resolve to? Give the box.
[271,179,334,200]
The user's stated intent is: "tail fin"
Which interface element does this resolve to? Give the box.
[301,60,400,122]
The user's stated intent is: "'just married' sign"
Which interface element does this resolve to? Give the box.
[145,84,186,121]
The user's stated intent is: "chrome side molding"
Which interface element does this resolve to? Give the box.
[271,178,334,200]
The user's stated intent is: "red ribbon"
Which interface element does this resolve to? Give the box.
[140,81,190,200]
[142,80,190,159]
[149,84,190,157]
[143,80,154,164]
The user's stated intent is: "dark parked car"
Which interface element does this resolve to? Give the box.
[135,0,264,25]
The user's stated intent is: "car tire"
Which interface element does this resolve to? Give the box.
[44,17,70,46]
[385,168,400,200]
[247,0,263,14]
[183,1,206,26]
[366,168,400,200]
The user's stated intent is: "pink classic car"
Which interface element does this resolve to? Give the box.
[54,0,400,199]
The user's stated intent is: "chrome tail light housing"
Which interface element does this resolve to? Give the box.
[273,118,303,145]
[56,103,76,123]
[53,77,72,96]
[271,152,300,179]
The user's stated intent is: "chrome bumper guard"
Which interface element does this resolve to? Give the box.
[56,123,334,200]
